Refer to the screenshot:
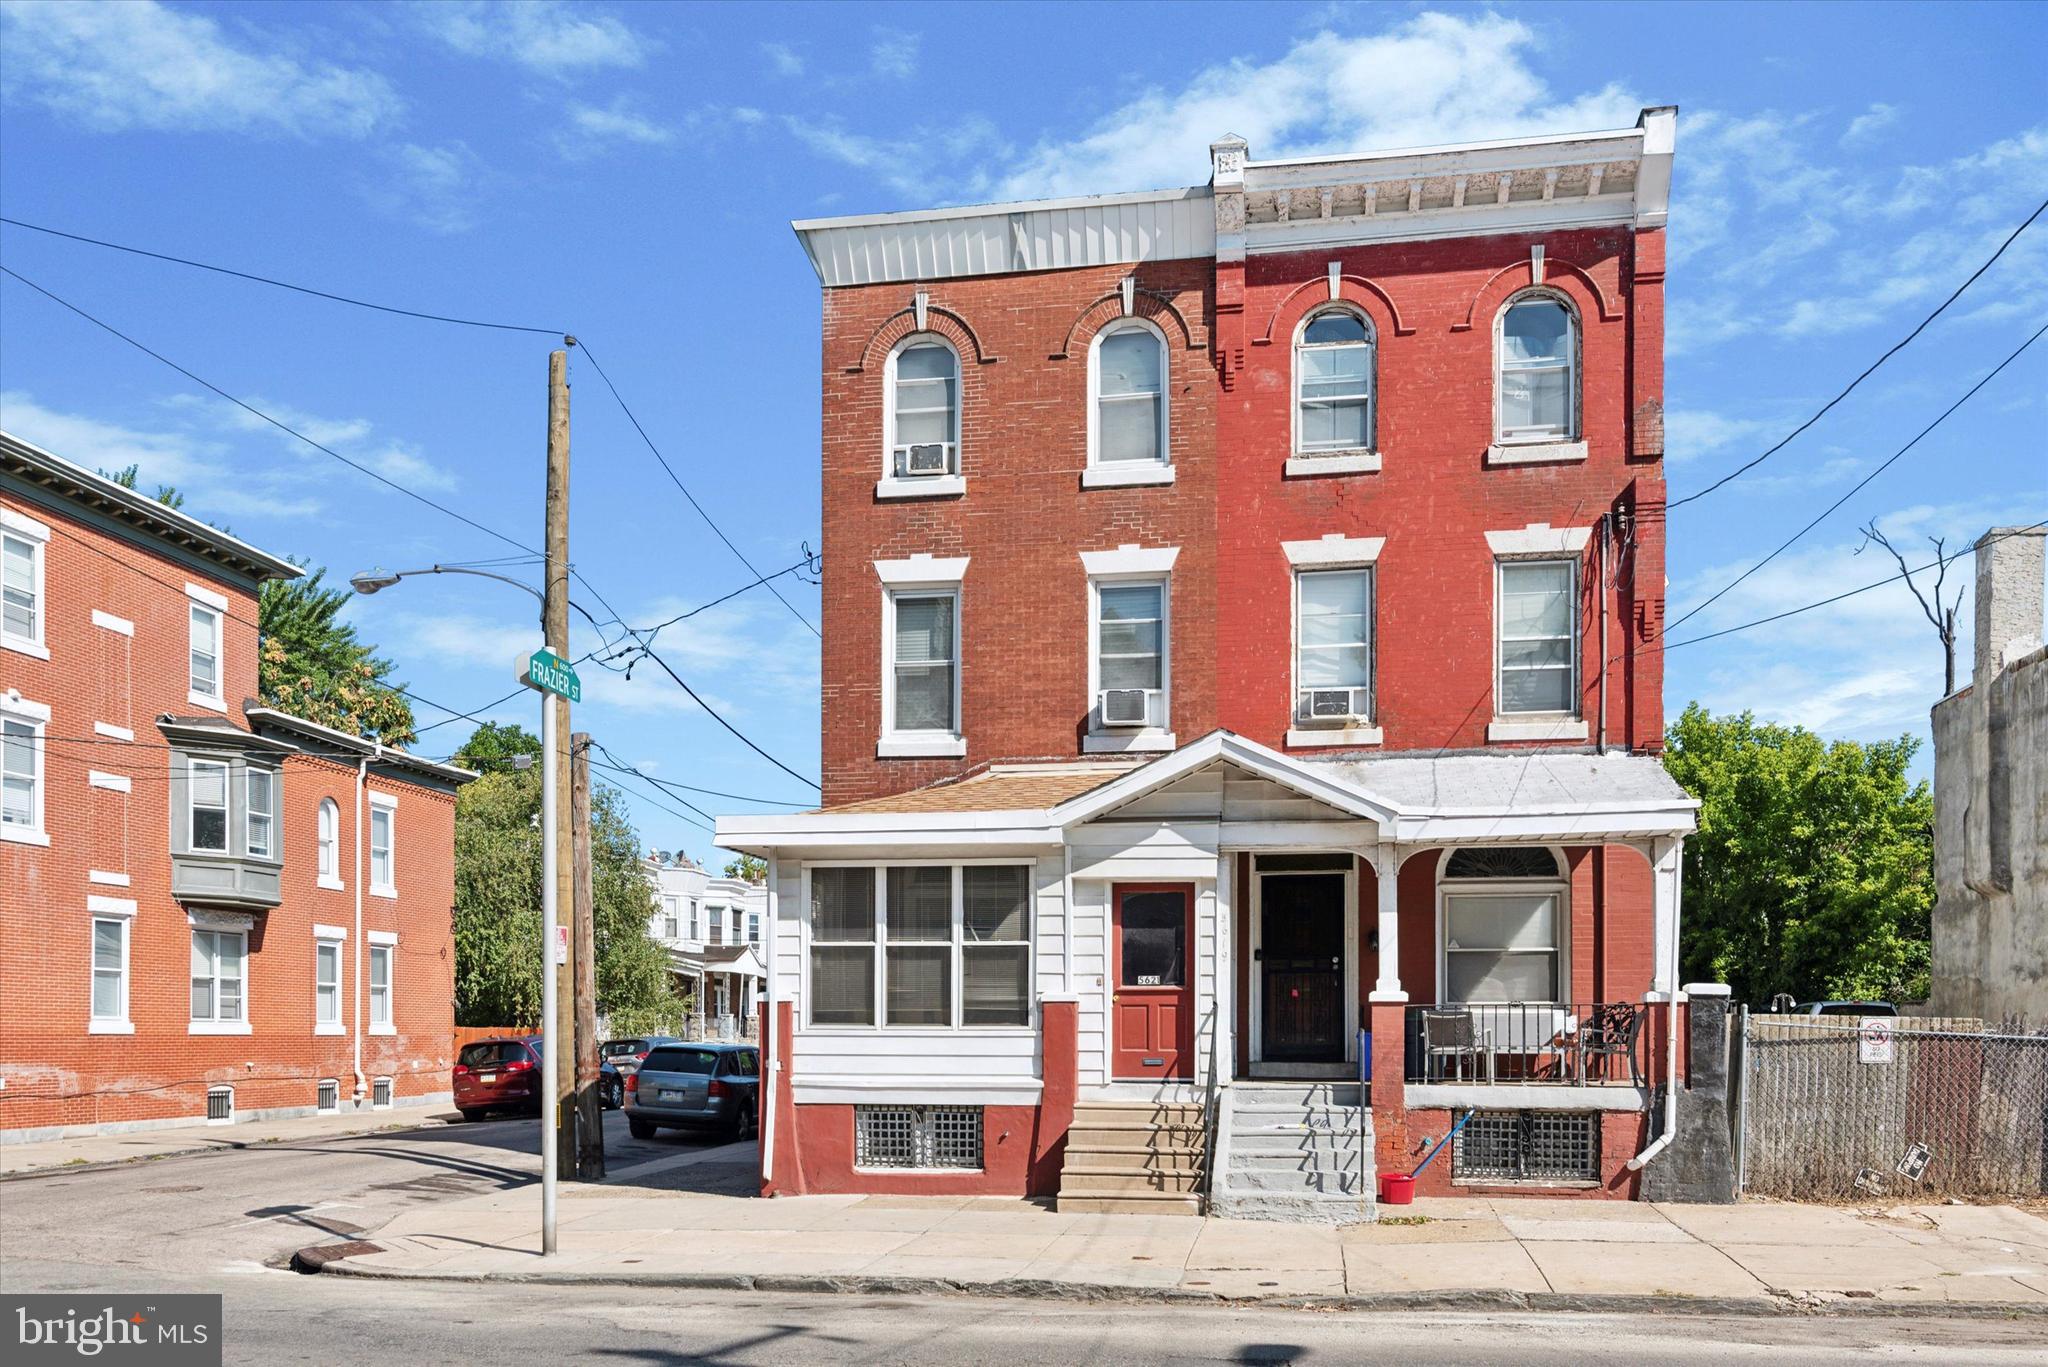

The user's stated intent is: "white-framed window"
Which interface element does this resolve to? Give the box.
[369,796,396,895]
[883,589,960,743]
[709,905,726,945]
[2,704,47,842]
[1496,559,1579,716]
[317,798,342,888]
[372,1076,393,1109]
[1091,579,1168,732]
[747,911,761,946]
[91,915,129,1025]
[245,767,274,859]
[884,336,960,478]
[1495,293,1578,444]
[188,758,230,853]
[2,506,50,658]
[1294,567,1373,724]
[188,599,224,707]
[369,942,393,1031]
[191,928,246,1024]
[315,936,343,1033]
[1294,309,1375,455]
[1089,320,1169,467]
[317,1079,340,1114]
[687,898,701,940]
[660,896,680,940]
[1438,846,1567,1003]
[806,863,1032,1029]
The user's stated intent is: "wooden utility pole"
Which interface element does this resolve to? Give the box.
[546,348,578,1182]
[571,731,604,1179]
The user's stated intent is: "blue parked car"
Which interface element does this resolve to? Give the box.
[624,1041,759,1140]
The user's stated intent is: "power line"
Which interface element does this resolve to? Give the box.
[589,745,812,808]
[626,642,819,790]
[1664,320,2046,638]
[571,339,820,638]
[583,748,715,836]
[1670,194,2048,510]
[1,264,540,558]
[0,215,566,336]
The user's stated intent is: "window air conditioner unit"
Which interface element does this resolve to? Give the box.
[897,443,952,476]
[1100,688,1152,727]
[1305,687,1364,720]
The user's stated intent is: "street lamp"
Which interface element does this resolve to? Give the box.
[350,560,566,1253]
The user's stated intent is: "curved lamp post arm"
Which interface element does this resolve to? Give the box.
[349,564,613,638]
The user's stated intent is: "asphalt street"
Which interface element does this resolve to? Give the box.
[1,1112,2041,1365]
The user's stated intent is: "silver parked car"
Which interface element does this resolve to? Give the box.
[624,1041,759,1141]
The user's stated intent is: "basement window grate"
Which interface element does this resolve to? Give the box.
[372,1077,393,1109]
[855,1105,983,1170]
[1452,1110,1599,1183]
[206,1086,234,1124]
[317,1079,339,1114]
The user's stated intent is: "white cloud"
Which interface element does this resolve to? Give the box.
[869,28,919,80]
[1843,102,1901,146]
[1664,408,1775,465]
[414,0,649,77]
[985,14,1640,200]
[366,142,491,235]
[762,42,804,77]
[0,0,398,137]
[202,396,460,493]
[784,114,1009,201]
[555,98,674,160]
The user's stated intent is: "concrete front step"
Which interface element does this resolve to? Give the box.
[1072,1103,1204,1126]
[1229,1111,1370,1133]
[1225,1167,1370,1195]
[1230,1128,1368,1151]
[1232,1084,1365,1107]
[1064,1145,1204,1172]
[1230,1146,1370,1172]
[1068,1124,1205,1150]
[1056,1192,1204,1215]
[1208,1190,1377,1222]
[1059,1167,1204,1195]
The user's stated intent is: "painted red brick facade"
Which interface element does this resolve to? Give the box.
[1,440,462,1140]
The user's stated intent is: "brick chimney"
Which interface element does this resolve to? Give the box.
[1973,526,2046,685]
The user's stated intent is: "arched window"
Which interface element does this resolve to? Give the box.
[1090,321,1168,467]
[1294,310,1374,454]
[317,798,340,887]
[885,338,959,478]
[1495,294,1577,444]
[1439,846,1566,1003]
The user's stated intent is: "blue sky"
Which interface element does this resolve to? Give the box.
[2,1,2043,864]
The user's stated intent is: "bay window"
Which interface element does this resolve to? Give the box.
[808,864,1032,1029]
[245,768,274,859]
[189,758,230,852]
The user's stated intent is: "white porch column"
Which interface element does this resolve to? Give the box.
[1648,835,1684,997]
[1213,851,1234,1084]
[1366,845,1407,1002]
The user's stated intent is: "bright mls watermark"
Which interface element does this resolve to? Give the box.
[6,1295,220,1365]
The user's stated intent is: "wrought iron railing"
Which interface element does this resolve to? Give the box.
[1403,1002,1647,1087]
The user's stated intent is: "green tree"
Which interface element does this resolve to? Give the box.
[453,721,542,771]
[258,565,417,745]
[452,726,671,1026]
[99,462,187,510]
[1662,703,1934,1006]
[723,854,766,883]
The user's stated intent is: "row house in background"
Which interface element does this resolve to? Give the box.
[1,432,471,1141]
[643,852,767,1034]
[723,109,1709,1217]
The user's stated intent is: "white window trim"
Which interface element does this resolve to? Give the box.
[879,333,964,500]
[1485,524,1593,558]
[317,797,344,890]
[2,507,50,659]
[879,584,965,759]
[368,793,398,898]
[314,931,346,1037]
[1,698,50,846]
[88,770,131,792]
[1086,317,1172,475]
[1291,306,1377,462]
[801,861,1037,1033]
[1282,534,1385,568]
[1493,556,1582,727]
[90,609,134,636]
[1084,565,1175,753]
[93,721,134,742]
[1434,846,1570,1005]
[872,554,970,587]
[316,1079,341,1115]
[187,756,231,853]
[205,1085,236,1124]
[371,1076,394,1110]
[185,589,226,712]
[1291,564,1376,733]
[245,766,276,861]
[188,926,250,1033]
[89,897,136,1034]
[367,939,396,1035]
[1490,289,1581,453]
[89,870,130,887]
[1287,725,1385,748]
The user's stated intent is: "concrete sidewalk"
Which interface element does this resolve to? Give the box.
[313,1146,2048,1312]
[1,1103,459,1177]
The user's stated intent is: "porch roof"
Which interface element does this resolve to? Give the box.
[715,732,1696,852]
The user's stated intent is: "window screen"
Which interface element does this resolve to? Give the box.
[886,866,952,1026]
[809,867,876,1025]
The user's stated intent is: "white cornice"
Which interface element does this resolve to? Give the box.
[873,553,970,586]
[1283,534,1385,567]
[1486,523,1593,557]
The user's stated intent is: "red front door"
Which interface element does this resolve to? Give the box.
[1111,884,1194,1080]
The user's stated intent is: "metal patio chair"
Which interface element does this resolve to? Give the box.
[1421,1008,1490,1083]
[1577,1002,1644,1087]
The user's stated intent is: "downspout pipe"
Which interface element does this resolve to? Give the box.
[1628,847,1684,1173]
[1596,513,1609,755]
[352,752,370,1105]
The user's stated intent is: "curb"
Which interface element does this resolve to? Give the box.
[301,1250,2048,1319]
[0,1115,458,1183]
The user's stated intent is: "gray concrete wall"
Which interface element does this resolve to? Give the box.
[1930,526,2048,1023]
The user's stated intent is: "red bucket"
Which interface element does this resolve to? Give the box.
[1378,1173,1415,1205]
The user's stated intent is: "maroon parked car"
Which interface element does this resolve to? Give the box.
[453,1037,540,1120]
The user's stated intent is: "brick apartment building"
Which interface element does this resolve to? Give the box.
[720,109,1701,1216]
[1,431,470,1142]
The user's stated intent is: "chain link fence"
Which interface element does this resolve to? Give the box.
[1737,1014,2048,1200]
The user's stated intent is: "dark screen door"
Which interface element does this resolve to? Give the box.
[1112,885,1193,1080]
[1260,873,1345,1061]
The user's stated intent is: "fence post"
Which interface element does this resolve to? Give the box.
[1732,1004,1748,1195]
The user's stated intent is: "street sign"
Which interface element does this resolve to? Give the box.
[521,648,582,703]
[553,924,569,966]
[1858,1018,1896,1064]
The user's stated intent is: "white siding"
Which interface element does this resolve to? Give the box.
[1070,880,1111,1086]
